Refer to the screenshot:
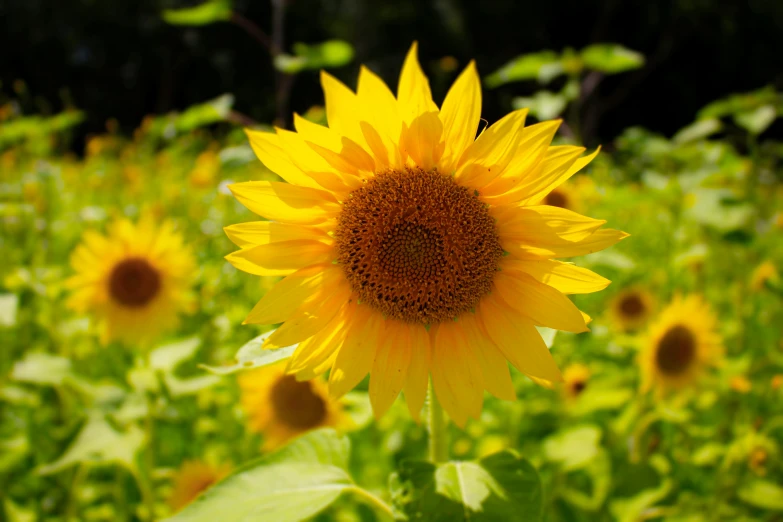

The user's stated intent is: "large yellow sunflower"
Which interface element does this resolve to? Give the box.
[66,217,196,345]
[226,44,627,425]
[238,362,351,450]
[640,295,722,394]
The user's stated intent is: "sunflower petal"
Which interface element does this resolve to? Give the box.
[229,181,339,224]
[525,147,601,205]
[439,61,481,173]
[478,296,563,384]
[460,314,516,400]
[401,111,444,171]
[245,129,320,189]
[224,222,331,249]
[493,271,589,333]
[432,321,484,423]
[397,42,438,124]
[502,258,610,294]
[369,322,412,418]
[225,240,334,276]
[287,302,352,375]
[321,70,368,150]
[403,324,431,422]
[328,305,384,398]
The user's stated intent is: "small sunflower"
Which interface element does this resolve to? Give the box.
[562,363,590,400]
[168,460,231,512]
[541,181,580,212]
[238,362,351,450]
[640,295,722,394]
[227,43,626,425]
[66,217,196,345]
[750,260,778,292]
[608,287,655,331]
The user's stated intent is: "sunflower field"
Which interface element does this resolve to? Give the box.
[2,3,783,521]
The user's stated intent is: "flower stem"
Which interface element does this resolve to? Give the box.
[348,486,395,520]
[427,379,449,463]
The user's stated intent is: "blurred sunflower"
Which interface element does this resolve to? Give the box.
[238,362,351,450]
[640,295,722,394]
[227,43,626,425]
[608,287,655,331]
[750,260,778,292]
[168,460,231,512]
[542,181,580,212]
[66,217,196,345]
[562,363,590,400]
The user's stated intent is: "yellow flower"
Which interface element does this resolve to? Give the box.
[640,295,722,394]
[190,149,221,188]
[167,460,231,512]
[562,363,590,400]
[226,43,626,426]
[772,374,783,390]
[730,375,752,394]
[66,217,196,345]
[541,181,580,212]
[750,260,778,292]
[608,287,655,331]
[238,362,351,450]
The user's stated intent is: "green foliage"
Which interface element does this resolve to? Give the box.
[580,44,645,74]
[162,0,233,27]
[201,330,298,375]
[390,452,543,521]
[274,40,355,74]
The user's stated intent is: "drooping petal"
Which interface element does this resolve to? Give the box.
[524,147,601,205]
[245,129,321,189]
[431,321,484,424]
[501,258,610,295]
[225,239,334,276]
[287,302,353,375]
[403,324,431,422]
[522,228,631,259]
[229,181,339,224]
[397,42,438,124]
[477,296,563,385]
[438,61,481,174]
[460,313,516,400]
[224,222,331,249]
[328,305,384,398]
[369,322,412,418]
[242,264,342,325]
[454,109,528,187]
[493,271,589,333]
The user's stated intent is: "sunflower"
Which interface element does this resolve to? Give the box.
[750,260,778,292]
[66,217,196,345]
[541,181,580,212]
[608,287,655,331]
[640,295,722,394]
[226,43,626,425]
[238,362,351,450]
[167,460,231,512]
[562,363,590,400]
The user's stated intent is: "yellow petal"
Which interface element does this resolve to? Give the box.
[294,114,375,175]
[524,147,601,205]
[460,313,516,401]
[287,302,352,374]
[501,258,610,295]
[275,128,359,194]
[439,61,481,173]
[225,239,334,276]
[245,129,320,189]
[493,271,589,333]
[369,321,412,418]
[401,112,444,171]
[454,109,528,186]
[263,281,353,348]
[229,181,339,225]
[328,305,384,398]
[481,120,561,197]
[224,222,331,249]
[403,324,431,422]
[243,264,341,325]
[486,146,585,206]
[397,42,438,125]
[321,70,368,150]
[357,66,403,164]
[523,228,630,259]
[432,321,484,422]
[477,296,563,383]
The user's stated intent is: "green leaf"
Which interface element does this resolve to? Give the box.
[164,429,353,522]
[200,330,297,375]
[571,388,633,415]
[734,104,777,135]
[543,425,602,471]
[738,480,783,510]
[150,337,201,372]
[37,412,144,475]
[162,0,232,26]
[0,293,18,327]
[390,451,543,521]
[684,188,753,231]
[274,40,355,74]
[512,91,569,121]
[485,51,561,88]
[671,118,723,144]
[11,352,73,386]
[176,94,234,132]
[580,44,645,74]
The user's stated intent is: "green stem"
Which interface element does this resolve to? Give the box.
[141,351,157,521]
[427,380,449,463]
[348,486,395,520]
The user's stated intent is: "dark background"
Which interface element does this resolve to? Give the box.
[2,0,783,149]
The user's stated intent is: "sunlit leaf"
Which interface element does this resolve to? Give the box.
[164,429,353,522]
[485,51,561,88]
[734,104,777,135]
[37,412,144,475]
[390,451,542,521]
[150,337,201,372]
[175,94,234,132]
[672,118,723,144]
[162,0,232,26]
[201,330,297,375]
[580,44,645,74]
[738,480,783,510]
[11,352,73,386]
[274,40,355,74]
[543,425,601,471]
[512,91,568,121]
[0,294,18,327]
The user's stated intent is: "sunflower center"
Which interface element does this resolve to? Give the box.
[544,189,568,209]
[619,294,645,317]
[335,167,503,324]
[571,380,587,395]
[109,258,161,307]
[655,325,696,375]
[269,375,328,430]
